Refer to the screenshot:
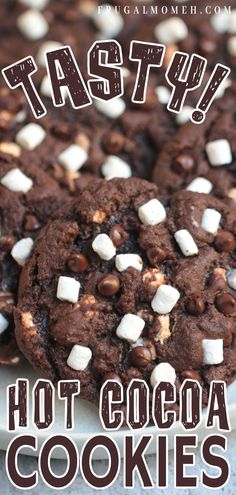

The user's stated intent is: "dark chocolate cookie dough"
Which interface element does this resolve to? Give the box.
[15,178,236,410]
[0,151,69,365]
[153,83,236,199]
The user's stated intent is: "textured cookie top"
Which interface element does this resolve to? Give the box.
[0,149,68,365]
[15,178,236,405]
[153,84,236,199]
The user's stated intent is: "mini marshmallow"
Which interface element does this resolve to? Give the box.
[228,9,236,34]
[227,269,236,290]
[37,41,63,67]
[202,339,224,365]
[57,276,80,304]
[154,17,188,44]
[95,98,126,118]
[16,123,46,150]
[0,314,9,335]
[176,106,194,125]
[174,229,198,256]
[18,0,49,9]
[201,208,221,235]
[215,78,232,99]
[17,10,48,40]
[92,234,116,261]
[187,177,213,194]
[58,145,88,172]
[1,168,33,193]
[92,5,124,37]
[227,36,236,56]
[150,362,176,388]
[101,156,132,180]
[116,314,145,342]
[11,238,34,266]
[155,86,171,105]
[121,67,131,78]
[138,198,166,226]
[115,254,143,272]
[210,12,230,33]
[151,284,180,314]
[67,345,92,371]
[40,75,68,99]
[205,139,232,166]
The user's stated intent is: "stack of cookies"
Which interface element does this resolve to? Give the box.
[1,0,236,413]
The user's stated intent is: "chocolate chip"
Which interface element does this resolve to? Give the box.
[102,372,122,383]
[0,236,15,252]
[208,271,226,291]
[110,225,128,247]
[215,292,236,315]
[215,231,235,252]
[147,247,166,265]
[173,154,194,174]
[181,370,201,381]
[24,215,41,232]
[185,296,205,315]
[51,122,71,140]
[103,131,125,154]
[129,346,152,368]
[199,39,216,56]
[67,253,89,273]
[98,274,120,297]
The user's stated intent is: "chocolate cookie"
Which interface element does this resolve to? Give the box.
[15,179,236,410]
[153,83,236,199]
[0,150,69,365]
[2,1,231,186]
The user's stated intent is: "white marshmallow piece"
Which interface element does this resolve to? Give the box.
[36,41,63,67]
[202,339,224,365]
[176,106,194,125]
[155,86,171,105]
[227,36,236,56]
[210,12,230,33]
[17,10,49,40]
[0,314,9,335]
[138,199,166,226]
[0,168,33,193]
[151,284,180,314]
[174,229,198,257]
[150,363,176,388]
[215,78,232,99]
[115,254,143,272]
[58,145,88,172]
[154,17,188,44]
[205,139,232,166]
[92,4,124,37]
[95,98,126,118]
[116,314,145,343]
[40,75,68,99]
[187,177,213,194]
[228,9,236,34]
[18,0,49,9]
[57,276,81,304]
[11,238,34,266]
[92,234,116,261]
[201,208,221,235]
[16,123,46,150]
[227,269,236,290]
[101,156,132,180]
[67,345,92,371]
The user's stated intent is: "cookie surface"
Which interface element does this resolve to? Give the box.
[0,149,69,365]
[153,83,236,198]
[15,178,236,410]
